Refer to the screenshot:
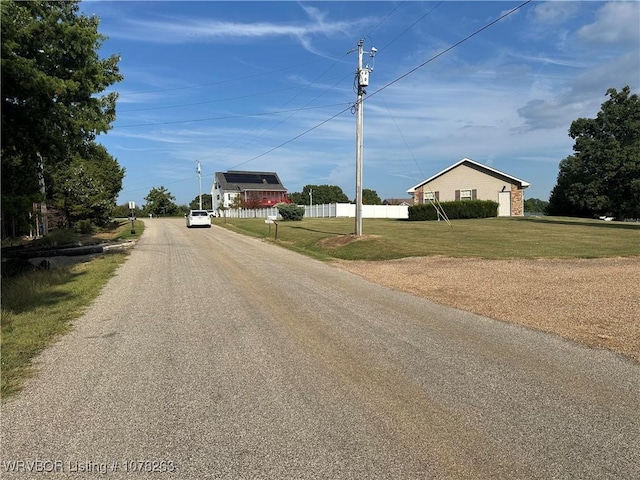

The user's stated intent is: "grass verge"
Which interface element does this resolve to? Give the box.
[1,220,144,400]
[213,216,640,260]
[1,253,127,399]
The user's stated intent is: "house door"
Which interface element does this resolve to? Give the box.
[498,191,511,216]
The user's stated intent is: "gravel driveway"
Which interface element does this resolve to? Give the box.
[334,256,640,363]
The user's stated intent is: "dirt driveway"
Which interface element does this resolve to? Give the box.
[334,256,640,363]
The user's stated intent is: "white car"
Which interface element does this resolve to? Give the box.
[186,210,211,228]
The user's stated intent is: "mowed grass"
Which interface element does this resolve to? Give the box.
[1,220,143,399]
[213,216,640,260]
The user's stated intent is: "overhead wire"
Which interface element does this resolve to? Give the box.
[118,58,322,96]
[118,80,347,113]
[226,0,531,170]
[367,0,532,102]
[376,1,443,53]
[122,1,531,198]
[116,102,350,128]
[215,53,352,167]
[379,92,451,225]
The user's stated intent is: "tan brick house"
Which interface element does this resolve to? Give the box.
[407,158,530,216]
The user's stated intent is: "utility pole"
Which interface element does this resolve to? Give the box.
[352,39,376,236]
[196,160,202,210]
[309,188,313,207]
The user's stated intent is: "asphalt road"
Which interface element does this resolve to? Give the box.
[2,218,639,479]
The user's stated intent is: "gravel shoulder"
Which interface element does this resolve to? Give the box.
[333,256,640,363]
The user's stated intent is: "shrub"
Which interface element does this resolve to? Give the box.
[277,203,305,221]
[408,200,499,221]
[75,220,94,234]
[32,228,79,247]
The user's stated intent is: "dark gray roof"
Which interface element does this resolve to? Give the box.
[215,170,287,192]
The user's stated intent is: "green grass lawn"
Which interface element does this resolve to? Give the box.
[213,216,640,260]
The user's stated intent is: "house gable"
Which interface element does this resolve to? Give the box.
[408,158,529,193]
[406,158,530,216]
[212,170,289,209]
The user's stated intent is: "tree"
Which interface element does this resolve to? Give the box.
[144,187,179,216]
[113,203,142,218]
[548,86,640,219]
[189,193,212,210]
[362,189,382,205]
[1,0,122,234]
[289,185,349,205]
[524,198,549,214]
[51,143,124,227]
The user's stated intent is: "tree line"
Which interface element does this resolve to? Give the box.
[2,0,636,239]
[132,185,384,218]
[1,0,123,238]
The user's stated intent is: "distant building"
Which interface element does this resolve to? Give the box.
[407,158,530,216]
[211,171,291,210]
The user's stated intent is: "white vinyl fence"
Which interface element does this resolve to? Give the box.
[221,203,409,220]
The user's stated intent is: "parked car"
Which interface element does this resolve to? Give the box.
[186,210,211,228]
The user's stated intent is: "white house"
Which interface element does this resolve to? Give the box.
[211,171,290,210]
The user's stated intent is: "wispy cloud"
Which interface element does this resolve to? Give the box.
[111,8,367,47]
[109,131,192,144]
[530,2,580,26]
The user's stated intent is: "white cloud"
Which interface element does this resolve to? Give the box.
[530,2,580,25]
[577,2,640,46]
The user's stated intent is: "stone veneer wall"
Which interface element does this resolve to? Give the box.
[510,184,524,216]
[414,186,424,204]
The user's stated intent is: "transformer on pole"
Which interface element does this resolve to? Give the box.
[352,39,377,236]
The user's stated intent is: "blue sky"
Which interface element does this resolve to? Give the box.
[80,1,640,208]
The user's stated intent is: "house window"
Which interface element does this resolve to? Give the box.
[460,189,472,201]
[423,191,435,202]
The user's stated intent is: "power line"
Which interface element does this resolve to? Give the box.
[368,0,532,101]
[366,1,405,39]
[120,1,532,196]
[118,59,321,96]
[203,54,352,162]
[226,105,352,171]
[222,1,532,170]
[118,74,350,113]
[116,102,350,128]
[377,1,443,53]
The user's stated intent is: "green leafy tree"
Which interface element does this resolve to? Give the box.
[51,143,124,227]
[113,203,142,218]
[289,185,349,205]
[524,198,549,214]
[288,192,306,205]
[189,193,213,210]
[144,187,179,216]
[548,86,640,219]
[177,204,190,216]
[362,189,382,205]
[1,0,122,234]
